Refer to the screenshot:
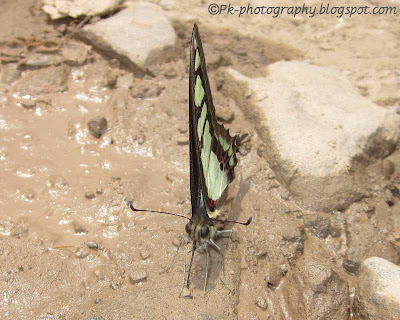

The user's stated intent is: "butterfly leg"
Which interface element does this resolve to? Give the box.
[160,234,190,274]
[203,242,210,294]
[216,229,233,238]
[180,248,194,296]
[209,238,231,292]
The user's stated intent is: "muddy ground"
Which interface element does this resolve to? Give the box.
[0,0,399,319]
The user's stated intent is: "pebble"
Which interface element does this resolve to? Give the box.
[85,241,99,250]
[215,104,235,123]
[129,271,147,284]
[382,159,395,178]
[177,136,189,145]
[11,225,28,238]
[132,85,163,99]
[265,180,279,191]
[21,53,63,67]
[84,191,95,200]
[163,66,177,79]
[140,250,151,260]
[76,247,90,259]
[280,190,290,200]
[72,222,88,234]
[103,72,117,88]
[342,259,360,275]
[180,287,192,298]
[88,117,108,138]
[110,282,121,290]
[21,99,37,109]
[255,296,268,310]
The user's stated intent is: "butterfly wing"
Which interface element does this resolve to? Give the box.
[189,24,240,219]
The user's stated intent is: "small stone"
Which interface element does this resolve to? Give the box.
[94,298,102,304]
[238,143,251,156]
[108,59,120,69]
[382,159,395,178]
[96,188,104,195]
[129,271,147,284]
[265,180,279,191]
[62,43,89,65]
[21,99,37,109]
[21,53,63,67]
[103,72,117,88]
[11,225,28,238]
[24,190,35,200]
[255,296,268,310]
[177,136,189,145]
[85,241,99,249]
[57,23,67,34]
[304,214,332,239]
[280,190,290,200]
[72,222,88,234]
[240,256,249,270]
[110,282,121,290]
[384,188,394,206]
[215,104,234,123]
[140,250,151,260]
[342,259,360,275]
[166,173,175,184]
[88,117,108,138]
[267,170,276,179]
[180,287,192,298]
[85,191,95,200]
[134,134,146,145]
[163,66,177,79]
[132,85,163,99]
[76,247,90,259]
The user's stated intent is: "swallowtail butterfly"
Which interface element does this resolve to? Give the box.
[129,24,251,293]
[184,24,251,292]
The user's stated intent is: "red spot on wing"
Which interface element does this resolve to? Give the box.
[209,200,216,207]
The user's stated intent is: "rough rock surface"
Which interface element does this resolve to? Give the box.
[277,245,350,320]
[77,3,176,76]
[221,61,400,212]
[42,0,121,19]
[354,257,400,320]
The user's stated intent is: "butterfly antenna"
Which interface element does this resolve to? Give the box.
[127,200,191,221]
[213,216,252,226]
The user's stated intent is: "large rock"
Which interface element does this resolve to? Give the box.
[77,3,176,76]
[279,252,350,320]
[220,61,400,212]
[42,0,121,19]
[354,257,400,320]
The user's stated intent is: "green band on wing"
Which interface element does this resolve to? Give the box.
[228,145,233,156]
[195,50,200,71]
[202,120,211,181]
[219,136,229,151]
[229,155,235,166]
[195,75,204,107]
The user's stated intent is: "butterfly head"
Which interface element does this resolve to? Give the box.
[185,209,221,245]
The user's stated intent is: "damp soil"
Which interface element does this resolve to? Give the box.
[1,0,400,319]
